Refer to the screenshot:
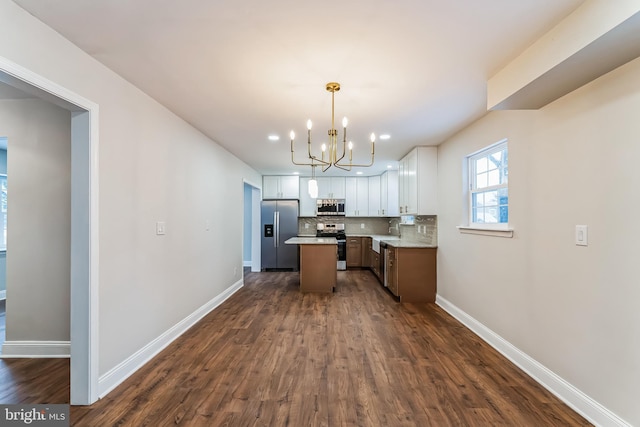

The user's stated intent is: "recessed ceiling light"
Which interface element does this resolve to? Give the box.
[356,171,363,175]
[268,135,280,141]
[387,164,393,169]
[379,134,391,140]
[292,171,300,175]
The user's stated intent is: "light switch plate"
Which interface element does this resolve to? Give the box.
[156,221,166,235]
[575,225,588,246]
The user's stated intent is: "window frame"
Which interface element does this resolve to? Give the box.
[458,139,513,237]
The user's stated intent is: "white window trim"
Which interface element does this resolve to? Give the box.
[459,139,513,238]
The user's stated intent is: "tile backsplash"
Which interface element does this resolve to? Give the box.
[390,216,437,245]
[298,215,437,246]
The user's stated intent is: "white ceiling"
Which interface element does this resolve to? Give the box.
[12,0,585,176]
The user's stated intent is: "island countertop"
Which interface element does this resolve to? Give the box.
[285,237,337,245]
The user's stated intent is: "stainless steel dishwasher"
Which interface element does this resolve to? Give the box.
[380,241,389,287]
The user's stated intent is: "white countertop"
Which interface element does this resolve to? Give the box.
[285,237,338,245]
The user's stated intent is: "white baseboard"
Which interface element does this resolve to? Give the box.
[0,340,70,358]
[98,279,244,399]
[435,295,631,427]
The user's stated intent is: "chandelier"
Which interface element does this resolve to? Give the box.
[290,82,375,197]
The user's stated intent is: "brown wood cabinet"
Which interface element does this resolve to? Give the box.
[346,237,363,267]
[299,244,337,293]
[386,246,436,302]
[362,237,371,267]
[370,250,381,280]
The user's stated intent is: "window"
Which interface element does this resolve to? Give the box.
[468,140,508,227]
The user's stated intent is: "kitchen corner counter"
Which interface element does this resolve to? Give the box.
[383,240,437,249]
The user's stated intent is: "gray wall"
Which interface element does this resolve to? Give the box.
[0,1,262,379]
[0,99,71,341]
[437,56,640,425]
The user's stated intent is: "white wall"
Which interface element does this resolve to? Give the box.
[0,0,261,380]
[437,56,640,425]
[0,99,71,344]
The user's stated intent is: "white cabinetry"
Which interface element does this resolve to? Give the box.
[298,178,317,216]
[316,177,346,199]
[368,175,381,216]
[345,177,369,217]
[263,175,300,199]
[398,147,437,215]
[381,170,399,217]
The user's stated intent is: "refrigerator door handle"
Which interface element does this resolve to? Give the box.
[275,211,280,247]
[273,212,278,247]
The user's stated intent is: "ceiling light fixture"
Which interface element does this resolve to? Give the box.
[268,135,280,141]
[290,82,375,196]
[379,134,391,140]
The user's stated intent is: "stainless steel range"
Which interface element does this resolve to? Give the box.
[316,223,347,270]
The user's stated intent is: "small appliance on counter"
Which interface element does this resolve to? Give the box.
[316,223,346,270]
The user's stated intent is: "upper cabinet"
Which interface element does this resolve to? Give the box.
[345,177,369,217]
[263,175,300,199]
[316,177,346,199]
[298,178,317,216]
[398,147,437,215]
[381,170,399,217]
[368,175,381,216]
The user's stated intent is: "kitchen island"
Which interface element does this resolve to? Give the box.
[284,237,337,292]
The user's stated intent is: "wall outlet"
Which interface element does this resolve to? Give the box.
[305,223,309,229]
[361,223,365,229]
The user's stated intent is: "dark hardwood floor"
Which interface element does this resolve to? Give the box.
[0,270,590,426]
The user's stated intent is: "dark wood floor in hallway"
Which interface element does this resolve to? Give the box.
[0,270,590,426]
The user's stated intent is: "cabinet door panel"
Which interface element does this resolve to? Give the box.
[368,175,381,216]
[280,176,300,199]
[263,176,280,199]
[298,178,316,216]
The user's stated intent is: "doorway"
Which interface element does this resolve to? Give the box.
[243,180,261,274]
[0,57,98,405]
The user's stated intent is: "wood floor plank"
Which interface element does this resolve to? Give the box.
[0,270,591,426]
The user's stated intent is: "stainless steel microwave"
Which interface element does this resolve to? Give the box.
[316,199,345,216]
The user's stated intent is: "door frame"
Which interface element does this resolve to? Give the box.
[0,56,99,405]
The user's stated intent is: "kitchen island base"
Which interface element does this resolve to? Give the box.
[284,237,337,293]
[299,244,337,292]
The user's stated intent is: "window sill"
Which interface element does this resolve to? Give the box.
[457,226,514,238]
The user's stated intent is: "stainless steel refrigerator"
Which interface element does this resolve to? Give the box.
[261,200,299,271]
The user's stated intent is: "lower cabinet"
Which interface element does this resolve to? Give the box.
[386,247,436,303]
[362,237,371,267]
[370,249,381,281]
[346,237,363,267]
